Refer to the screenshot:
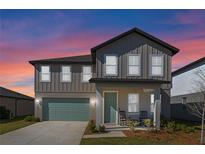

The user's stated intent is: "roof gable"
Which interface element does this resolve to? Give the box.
[91,27,179,56]
[0,87,34,100]
[172,57,205,77]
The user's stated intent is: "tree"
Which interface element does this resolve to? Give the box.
[185,68,205,145]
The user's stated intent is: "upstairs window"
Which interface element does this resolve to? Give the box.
[82,66,92,82]
[105,55,118,76]
[128,55,141,76]
[151,55,163,76]
[61,66,71,82]
[41,66,50,82]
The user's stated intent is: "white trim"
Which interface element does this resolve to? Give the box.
[60,65,71,82]
[40,65,51,82]
[104,54,118,76]
[150,54,164,77]
[127,93,139,113]
[127,54,141,76]
[102,91,118,125]
[81,65,92,83]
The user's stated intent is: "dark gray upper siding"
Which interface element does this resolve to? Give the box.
[35,64,96,93]
[96,33,172,81]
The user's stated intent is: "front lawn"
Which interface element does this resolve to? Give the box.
[81,137,167,145]
[81,120,202,145]
[0,117,37,135]
[81,130,201,145]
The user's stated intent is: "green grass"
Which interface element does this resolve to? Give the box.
[0,117,36,135]
[81,137,168,145]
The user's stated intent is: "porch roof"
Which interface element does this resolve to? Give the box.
[89,78,171,84]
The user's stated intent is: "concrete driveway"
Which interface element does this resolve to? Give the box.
[0,121,88,145]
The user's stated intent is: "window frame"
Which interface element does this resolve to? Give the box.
[128,93,139,113]
[81,65,92,83]
[150,54,164,77]
[104,54,118,76]
[40,65,51,82]
[60,65,71,82]
[182,97,187,104]
[127,54,141,76]
[150,94,155,113]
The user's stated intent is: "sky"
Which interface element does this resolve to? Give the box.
[0,10,205,97]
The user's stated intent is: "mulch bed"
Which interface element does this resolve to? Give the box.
[123,129,201,144]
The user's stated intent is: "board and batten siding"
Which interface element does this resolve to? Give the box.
[96,33,172,81]
[35,64,96,93]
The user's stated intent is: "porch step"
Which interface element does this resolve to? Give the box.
[105,124,149,131]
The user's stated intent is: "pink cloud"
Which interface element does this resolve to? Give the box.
[171,38,205,70]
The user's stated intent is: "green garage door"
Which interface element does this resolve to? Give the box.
[43,98,90,121]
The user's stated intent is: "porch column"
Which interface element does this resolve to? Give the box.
[153,88,161,130]
[96,88,103,127]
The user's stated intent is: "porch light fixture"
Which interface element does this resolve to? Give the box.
[35,98,41,105]
[90,98,96,106]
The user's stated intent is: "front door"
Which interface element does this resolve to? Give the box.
[104,92,117,123]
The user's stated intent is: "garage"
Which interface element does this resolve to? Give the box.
[43,98,90,121]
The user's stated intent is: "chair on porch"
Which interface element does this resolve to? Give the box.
[119,111,127,126]
[127,112,140,121]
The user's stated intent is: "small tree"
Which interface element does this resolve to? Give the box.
[185,68,205,145]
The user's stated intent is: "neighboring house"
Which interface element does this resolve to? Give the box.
[29,27,179,127]
[171,57,205,122]
[0,87,34,118]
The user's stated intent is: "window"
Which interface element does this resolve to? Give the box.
[150,94,154,112]
[182,97,187,104]
[151,94,154,104]
[151,55,163,76]
[61,66,71,82]
[128,55,140,75]
[41,66,50,82]
[82,66,92,82]
[105,55,117,75]
[128,93,139,112]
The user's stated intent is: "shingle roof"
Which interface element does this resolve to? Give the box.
[0,87,34,100]
[91,27,179,56]
[172,57,205,77]
[29,54,92,65]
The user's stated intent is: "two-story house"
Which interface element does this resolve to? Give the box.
[29,27,179,128]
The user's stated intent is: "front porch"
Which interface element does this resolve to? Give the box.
[104,123,149,131]
[95,83,162,130]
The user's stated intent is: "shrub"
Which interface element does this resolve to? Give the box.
[143,119,153,127]
[127,120,140,132]
[24,116,33,122]
[183,127,195,133]
[24,116,40,122]
[160,117,169,128]
[99,125,106,132]
[88,120,98,133]
[32,117,40,122]
[175,123,186,131]
[0,106,10,120]
[166,121,176,133]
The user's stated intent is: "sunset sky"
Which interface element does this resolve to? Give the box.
[0,10,205,97]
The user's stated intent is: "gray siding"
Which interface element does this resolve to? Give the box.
[171,92,204,122]
[35,64,96,93]
[96,33,172,81]
[171,92,204,104]
[0,96,34,117]
[171,103,201,122]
